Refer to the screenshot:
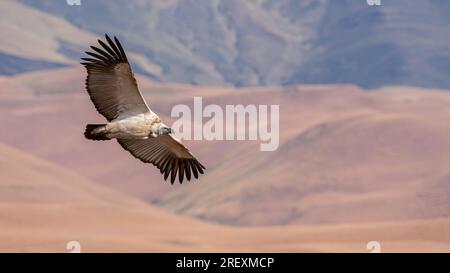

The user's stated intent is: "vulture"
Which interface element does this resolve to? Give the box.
[81,34,205,184]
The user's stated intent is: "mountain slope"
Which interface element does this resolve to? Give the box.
[18,0,450,89]
[0,143,148,207]
[3,67,450,227]
[0,0,95,69]
[159,87,450,226]
[5,142,450,252]
[0,0,160,77]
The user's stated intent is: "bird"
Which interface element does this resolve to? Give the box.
[81,34,205,184]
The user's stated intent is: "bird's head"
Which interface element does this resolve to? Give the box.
[158,125,174,136]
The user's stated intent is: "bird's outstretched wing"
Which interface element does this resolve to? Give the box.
[81,34,150,121]
[118,135,205,184]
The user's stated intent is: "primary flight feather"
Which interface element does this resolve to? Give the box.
[81,34,205,184]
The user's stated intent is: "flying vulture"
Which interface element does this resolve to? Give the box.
[81,34,205,184]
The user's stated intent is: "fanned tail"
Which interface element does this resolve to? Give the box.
[84,124,110,141]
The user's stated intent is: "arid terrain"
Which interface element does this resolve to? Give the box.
[1,0,450,253]
[1,143,450,252]
[1,67,450,252]
[2,67,450,227]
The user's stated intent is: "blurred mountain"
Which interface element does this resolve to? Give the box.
[158,86,450,226]
[0,0,92,75]
[0,142,147,207]
[1,143,450,252]
[9,0,450,89]
[3,67,450,226]
[0,0,161,77]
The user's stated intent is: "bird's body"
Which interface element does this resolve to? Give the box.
[81,34,205,184]
[100,111,160,139]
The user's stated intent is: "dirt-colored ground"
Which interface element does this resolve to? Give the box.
[2,67,450,227]
[1,143,449,253]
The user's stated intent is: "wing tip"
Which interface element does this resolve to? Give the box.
[161,158,205,185]
[81,33,128,66]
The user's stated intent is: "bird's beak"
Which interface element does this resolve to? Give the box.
[170,128,175,134]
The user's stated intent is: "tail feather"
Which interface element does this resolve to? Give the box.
[84,124,110,141]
